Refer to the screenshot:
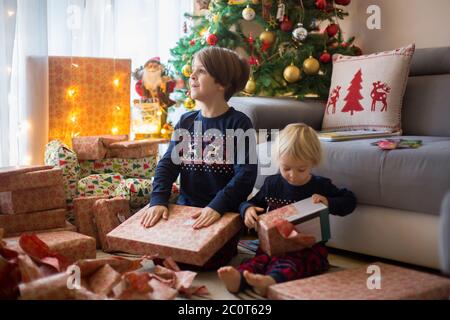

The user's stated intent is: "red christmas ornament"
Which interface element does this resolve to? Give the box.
[189,39,196,46]
[280,16,293,32]
[206,34,218,46]
[326,23,339,37]
[261,41,271,52]
[341,42,349,48]
[320,51,331,63]
[249,56,258,65]
[135,80,144,97]
[315,0,327,10]
[248,34,254,45]
[335,0,351,5]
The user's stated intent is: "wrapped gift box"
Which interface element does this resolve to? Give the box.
[5,231,96,265]
[0,209,67,237]
[0,167,63,193]
[106,139,166,159]
[45,140,81,206]
[93,197,131,251]
[73,196,109,245]
[49,56,131,147]
[0,184,66,215]
[72,135,128,160]
[114,178,152,209]
[6,221,77,238]
[77,173,123,198]
[79,156,157,180]
[267,262,450,300]
[257,197,330,256]
[106,205,241,266]
[0,165,54,191]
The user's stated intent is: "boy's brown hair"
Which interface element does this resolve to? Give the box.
[193,47,250,101]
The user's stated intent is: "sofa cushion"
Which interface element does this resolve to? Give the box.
[313,136,450,216]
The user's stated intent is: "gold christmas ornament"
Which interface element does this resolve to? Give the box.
[182,64,192,77]
[244,77,257,94]
[184,97,196,110]
[303,56,320,75]
[283,63,302,83]
[259,30,276,45]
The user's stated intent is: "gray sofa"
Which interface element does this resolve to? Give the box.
[230,46,450,270]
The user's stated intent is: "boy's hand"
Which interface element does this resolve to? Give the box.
[141,205,169,228]
[312,194,329,206]
[191,207,221,229]
[244,207,265,230]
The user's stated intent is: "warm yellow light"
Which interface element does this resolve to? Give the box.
[156,110,163,116]
[199,28,208,37]
[113,78,120,87]
[115,105,121,111]
[149,124,159,134]
[71,63,79,68]
[7,10,15,17]
[161,128,167,135]
[71,115,77,123]
[111,127,119,134]
[67,87,77,98]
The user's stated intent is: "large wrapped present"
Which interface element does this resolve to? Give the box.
[114,178,152,209]
[257,197,330,256]
[0,167,63,193]
[5,231,96,265]
[79,156,157,180]
[0,184,66,214]
[0,165,54,192]
[49,56,131,147]
[267,262,450,300]
[0,209,67,237]
[45,140,81,206]
[106,205,241,266]
[73,196,109,245]
[77,173,123,198]
[106,139,166,159]
[72,135,128,160]
[93,198,131,251]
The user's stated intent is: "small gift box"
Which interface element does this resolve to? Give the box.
[106,139,166,159]
[77,174,123,198]
[0,209,67,236]
[0,184,66,215]
[267,262,450,300]
[0,167,63,193]
[257,197,330,256]
[114,178,152,209]
[72,135,129,160]
[106,205,241,266]
[93,197,131,252]
[73,196,109,246]
[4,231,96,265]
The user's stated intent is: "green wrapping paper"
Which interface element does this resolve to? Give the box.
[77,174,123,197]
[114,178,152,209]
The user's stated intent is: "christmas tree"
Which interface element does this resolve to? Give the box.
[169,0,361,104]
[341,68,364,116]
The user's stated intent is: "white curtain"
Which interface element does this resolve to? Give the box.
[0,0,48,167]
[0,0,192,167]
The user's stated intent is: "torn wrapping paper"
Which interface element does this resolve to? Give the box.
[0,184,66,215]
[267,262,450,300]
[106,205,241,266]
[114,178,152,209]
[106,139,166,159]
[72,135,129,160]
[0,166,58,192]
[257,197,330,256]
[87,263,122,296]
[73,196,109,246]
[0,209,67,236]
[93,198,131,251]
[79,156,158,180]
[77,174,123,198]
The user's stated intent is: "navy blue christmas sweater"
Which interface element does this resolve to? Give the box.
[150,107,258,215]
[239,174,357,218]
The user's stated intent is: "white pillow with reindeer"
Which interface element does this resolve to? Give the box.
[322,44,415,133]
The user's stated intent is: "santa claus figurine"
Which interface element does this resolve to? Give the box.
[132,57,176,108]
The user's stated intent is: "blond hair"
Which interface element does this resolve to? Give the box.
[193,47,250,101]
[277,123,322,166]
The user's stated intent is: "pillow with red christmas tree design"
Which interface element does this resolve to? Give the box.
[322,44,415,133]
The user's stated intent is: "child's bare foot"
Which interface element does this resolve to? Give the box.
[217,266,241,293]
[243,270,276,297]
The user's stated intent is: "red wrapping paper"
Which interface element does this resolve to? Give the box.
[6,221,76,238]
[106,205,241,266]
[72,135,128,160]
[73,196,109,246]
[0,209,67,236]
[0,168,63,193]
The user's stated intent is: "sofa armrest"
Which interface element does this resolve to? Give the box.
[229,96,326,131]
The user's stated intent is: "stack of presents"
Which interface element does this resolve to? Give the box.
[1,136,450,300]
